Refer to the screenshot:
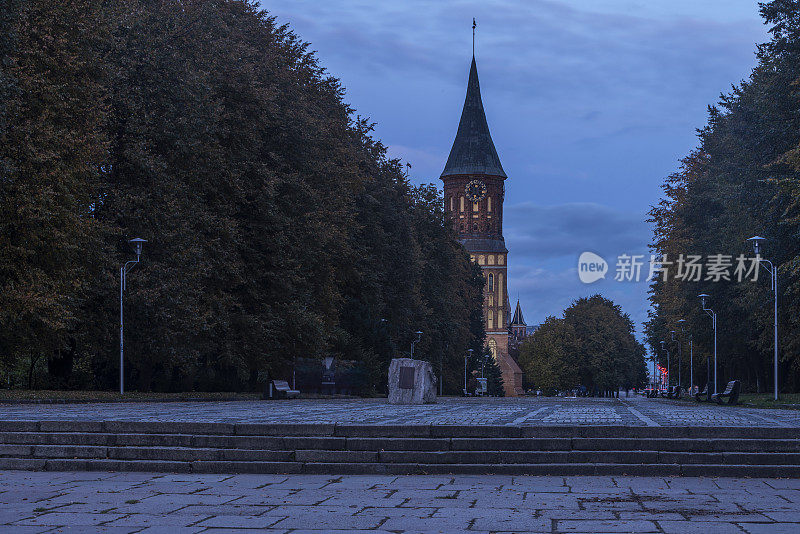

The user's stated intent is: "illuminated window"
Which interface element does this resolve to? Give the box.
[498,310,503,328]
[498,273,503,296]
[498,255,504,265]
[460,196,464,212]
[488,310,494,330]
[487,196,492,212]
[449,196,454,211]
[473,201,479,212]
[478,255,485,265]
[489,295,494,306]
[488,255,495,265]
[488,338,497,359]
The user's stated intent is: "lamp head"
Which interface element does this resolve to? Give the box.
[698,293,710,308]
[747,235,765,255]
[129,238,147,257]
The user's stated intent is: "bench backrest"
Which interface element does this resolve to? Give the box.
[722,381,735,395]
[273,380,291,391]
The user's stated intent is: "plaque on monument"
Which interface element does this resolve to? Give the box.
[398,366,415,389]
[388,358,437,404]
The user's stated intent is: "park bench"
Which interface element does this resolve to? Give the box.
[711,380,741,405]
[269,380,300,399]
[695,383,711,402]
[668,385,682,399]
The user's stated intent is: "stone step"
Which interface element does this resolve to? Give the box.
[0,456,798,477]
[1,432,799,453]
[2,421,799,476]
[2,421,798,440]
[3,443,799,466]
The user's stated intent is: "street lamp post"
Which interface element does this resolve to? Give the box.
[440,341,447,396]
[670,331,676,388]
[689,335,693,395]
[660,340,669,389]
[410,330,422,359]
[464,348,473,395]
[747,236,780,401]
[652,354,657,391]
[676,319,685,389]
[698,293,718,395]
[120,238,146,396]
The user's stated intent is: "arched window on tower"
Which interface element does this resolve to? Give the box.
[487,197,492,212]
[488,310,494,330]
[488,339,497,360]
[473,201,479,212]
[459,196,464,212]
[498,310,504,328]
[488,273,494,292]
[449,196,454,211]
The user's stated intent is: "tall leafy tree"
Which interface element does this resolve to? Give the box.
[0,0,110,387]
[1,0,485,393]
[519,295,646,393]
[646,0,800,393]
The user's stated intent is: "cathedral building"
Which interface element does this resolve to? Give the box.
[440,54,524,396]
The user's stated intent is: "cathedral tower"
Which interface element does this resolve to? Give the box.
[441,55,524,396]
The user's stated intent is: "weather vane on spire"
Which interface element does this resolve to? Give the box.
[472,18,476,57]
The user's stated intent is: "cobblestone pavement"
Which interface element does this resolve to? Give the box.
[2,470,799,533]
[1,395,797,427]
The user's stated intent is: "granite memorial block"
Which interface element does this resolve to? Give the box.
[388,358,437,404]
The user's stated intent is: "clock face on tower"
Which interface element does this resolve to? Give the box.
[465,179,487,202]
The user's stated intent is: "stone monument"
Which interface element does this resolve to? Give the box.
[387,358,437,404]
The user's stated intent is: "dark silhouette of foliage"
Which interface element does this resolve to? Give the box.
[0,0,485,393]
[646,0,800,393]
[519,295,647,393]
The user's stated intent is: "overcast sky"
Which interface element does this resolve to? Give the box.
[261,0,769,339]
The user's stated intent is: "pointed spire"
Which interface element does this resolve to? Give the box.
[511,300,526,326]
[441,56,506,178]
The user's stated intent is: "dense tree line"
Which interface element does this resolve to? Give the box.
[0,0,485,394]
[518,295,648,394]
[646,0,800,394]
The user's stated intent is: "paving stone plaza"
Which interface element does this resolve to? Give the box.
[1,395,798,427]
[2,471,800,533]
[1,396,798,532]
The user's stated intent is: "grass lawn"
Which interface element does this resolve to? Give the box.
[0,390,262,403]
[738,392,800,409]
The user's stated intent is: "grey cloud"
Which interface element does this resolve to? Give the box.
[504,202,650,261]
[265,0,763,108]
[508,263,651,337]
